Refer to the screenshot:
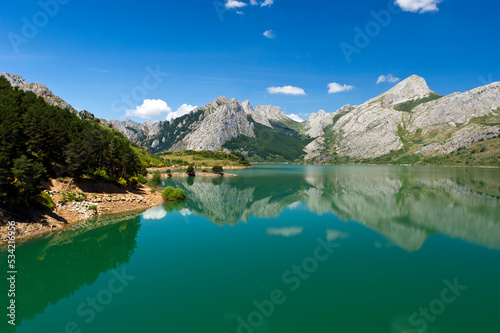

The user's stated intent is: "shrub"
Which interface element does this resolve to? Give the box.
[38,191,54,209]
[150,188,156,193]
[212,165,224,174]
[151,170,162,186]
[137,175,147,184]
[89,205,97,210]
[187,165,195,177]
[162,186,187,201]
[117,178,127,187]
[128,176,139,186]
[93,169,108,180]
[166,169,172,178]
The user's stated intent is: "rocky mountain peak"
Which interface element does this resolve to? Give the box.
[0,72,28,87]
[1,72,77,114]
[380,75,434,105]
[303,109,336,138]
[254,105,287,122]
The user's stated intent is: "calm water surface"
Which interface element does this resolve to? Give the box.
[1,165,500,333]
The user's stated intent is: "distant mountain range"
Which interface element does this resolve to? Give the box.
[2,72,499,166]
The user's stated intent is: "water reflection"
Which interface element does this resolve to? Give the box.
[164,166,500,251]
[0,213,142,332]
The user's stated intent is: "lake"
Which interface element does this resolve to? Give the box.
[2,164,500,333]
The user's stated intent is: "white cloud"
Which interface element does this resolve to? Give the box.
[267,85,306,95]
[263,29,275,39]
[287,114,304,122]
[126,99,171,119]
[179,209,192,216]
[327,82,354,94]
[166,104,197,121]
[261,0,274,7]
[236,10,244,15]
[395,0,442,13]
[225,0,247,9]
[287,201,302,209]
[376,74,400,84]
[142,206,167,220]
[250,0,258,5]
[266,227,303,237]
[326,229,349,241]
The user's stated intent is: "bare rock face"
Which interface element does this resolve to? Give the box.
[0,72,28,86]
[254,105,288,123]
[378,74,433,105]
[1,72,77,113]
[417,124,500,155]
[242,100,272,128]
[169,97,255,151]
[304,137,325,160]
[330,76,437,159]
[303,109,335,138]
[408,82,500,132]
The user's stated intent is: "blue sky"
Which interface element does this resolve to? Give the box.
[0,0,499,122]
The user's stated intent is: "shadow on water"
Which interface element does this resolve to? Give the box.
[163,165,500,251]
[0,213,142,332]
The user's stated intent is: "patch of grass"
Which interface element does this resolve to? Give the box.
[89,205,97,210]
[159,150,250,167]
[394,93,443,112]
[61,191,86,204]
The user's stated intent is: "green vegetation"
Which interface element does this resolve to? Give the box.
[89,205,97,211]
[61,191,87,204]
[0,76,148,210]
[38,191,54,209]
[394,93,443,112]
[223,118,313,162]
[151,170,162,186]
[161,186,187,201]
[212,165,223,174]
[131,144,165,167]
[186,165,195,176]
[159,150,250,167]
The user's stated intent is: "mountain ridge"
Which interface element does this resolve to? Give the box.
[3,72,499,166]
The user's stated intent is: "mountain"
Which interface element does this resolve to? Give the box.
[4,71,498,166]
[0,72,78,114]
[309,75,500,166]
[106,96,309,161]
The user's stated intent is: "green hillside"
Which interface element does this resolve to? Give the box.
[0,76,156,209]
[223,118,313,162]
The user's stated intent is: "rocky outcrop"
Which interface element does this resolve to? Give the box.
[169,97,255,151]
[1,72,77,113]
[243,100,272,127]
[408,82,500,132]
[303,110,335,138]
[0,72,27,86]
[330,76,437,159]
[304,137,325,160]
[254,105,287,121]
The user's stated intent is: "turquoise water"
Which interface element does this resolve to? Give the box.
[1,165,500,333]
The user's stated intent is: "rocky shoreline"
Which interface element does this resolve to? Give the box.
[0,179,163,245]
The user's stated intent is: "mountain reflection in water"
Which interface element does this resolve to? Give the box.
[162,165,500,251]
